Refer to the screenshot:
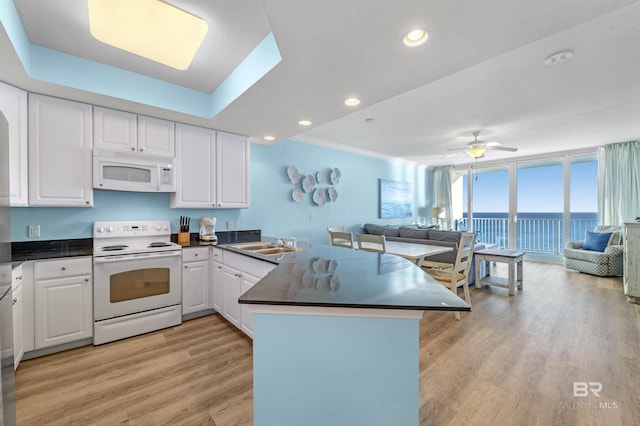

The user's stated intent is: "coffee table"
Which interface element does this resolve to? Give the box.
[474,249,525,296]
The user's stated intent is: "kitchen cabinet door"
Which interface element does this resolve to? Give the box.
[216,131,250,208]
[221,265,241,327]
[0,82,28,206]
[28,94,93,207]
[182,260,210,315]
[138,115,175,157]
[211,260,224,313]
[239,273,259,338]
[170,124,216,208]
[93,107,137,153]
[12,265,24,369]
[35,274,93,349]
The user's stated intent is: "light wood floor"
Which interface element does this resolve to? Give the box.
[16,261,640,425]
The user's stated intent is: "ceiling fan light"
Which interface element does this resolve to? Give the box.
[466,145,487,158]
[87,0,208,70]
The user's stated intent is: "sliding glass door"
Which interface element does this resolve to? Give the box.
[452,151,598,262]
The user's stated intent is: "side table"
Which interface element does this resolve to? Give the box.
[474,249,525,296]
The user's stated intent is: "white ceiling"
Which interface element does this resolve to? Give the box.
[2,0,640,167]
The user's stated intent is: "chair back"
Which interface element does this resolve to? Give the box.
[356,233,386,253]
[424,232,476,320]
[329,230,353,248]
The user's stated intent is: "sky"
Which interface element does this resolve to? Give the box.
[462,158,598,213]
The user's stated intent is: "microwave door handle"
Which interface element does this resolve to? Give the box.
[94,251,182,263]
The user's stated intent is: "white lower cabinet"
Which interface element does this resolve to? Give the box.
[182,248,211,316]
[211,249,224,313]
[219,250,276,337]
[11,265,24,369]
[34,257,93,349]
[221,265,242,327]
[240,273,259,337]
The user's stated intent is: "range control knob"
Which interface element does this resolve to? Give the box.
[97,226,105,233]
[107,227,114,233]
[155,225,162,231]
[163,225,169,231]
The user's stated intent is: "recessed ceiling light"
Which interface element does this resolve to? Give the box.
[544,50,574,66]
[88,0,208,70]
[298,120,312,126]
[403,29,428,47]
[264,135,275,141]
[344,97,361,106]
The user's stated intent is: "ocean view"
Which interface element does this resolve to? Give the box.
[461,212,599,254]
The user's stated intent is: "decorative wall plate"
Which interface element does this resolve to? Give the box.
[312,188,326,205]
[330,167,341,184]
[317,171,327,184]
[328,187,338,202]
[287,166,301,184]
[292,188,303,202]
[302,174,316,193]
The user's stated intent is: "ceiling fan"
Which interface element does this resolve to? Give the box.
[445,131,518,159]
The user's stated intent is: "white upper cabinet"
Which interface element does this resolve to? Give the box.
[170,125,249,208]
[138,115,175,157]
[0,82,28,206]
[28,94,93,207]
[217,131,250,208]
[94,107,174,157]
[93,107,137,152]
[170,123,216,208]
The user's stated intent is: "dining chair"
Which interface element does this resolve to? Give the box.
[327,226,346,244]
[328,230,354,248]
[356,233,386,253]
[423,232,476,320]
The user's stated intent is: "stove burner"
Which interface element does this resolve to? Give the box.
[102,245,128,251]
[148,242,171,248]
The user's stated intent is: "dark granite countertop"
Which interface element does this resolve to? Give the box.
[171,229,262,247]
[238,244,471,312]
[11,238,93,262]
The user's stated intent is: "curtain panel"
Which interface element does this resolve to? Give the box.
[432,166,453,229]
[600,140,640,225]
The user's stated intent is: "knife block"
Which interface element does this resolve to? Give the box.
[178,232,190,246]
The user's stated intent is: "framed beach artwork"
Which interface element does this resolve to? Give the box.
[379,179,413,218]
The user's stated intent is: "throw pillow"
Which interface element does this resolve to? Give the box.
[583,230,612,252]
[608,231,622,246]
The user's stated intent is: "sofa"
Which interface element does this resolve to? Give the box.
[362,223,485,283]
[563,225,623,277]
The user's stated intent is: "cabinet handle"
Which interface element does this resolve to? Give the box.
[139,148,144,152]
[184,265,188,269]
[86,201,90,205]
[194,253,198,257]
[16,276,22,281]
[84,278,89,282]
[61,267,67,271]
[12,298,17,305]
[131,147,136,151]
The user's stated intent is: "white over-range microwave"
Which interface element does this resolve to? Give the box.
[93,149,176,192]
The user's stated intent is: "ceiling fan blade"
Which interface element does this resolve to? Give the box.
[489,145,518,152]
[446,147,466,151]
[443,150,465,159]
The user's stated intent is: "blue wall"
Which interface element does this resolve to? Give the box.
[10,139,432,243]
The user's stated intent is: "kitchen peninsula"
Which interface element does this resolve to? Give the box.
[239,244,470,426]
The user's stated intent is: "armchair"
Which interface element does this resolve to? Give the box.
[563,225,623,277]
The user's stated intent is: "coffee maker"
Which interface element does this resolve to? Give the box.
[199,217,217,243]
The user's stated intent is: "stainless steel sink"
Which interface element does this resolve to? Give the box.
[254,247,296,256]
[230,242,276,251]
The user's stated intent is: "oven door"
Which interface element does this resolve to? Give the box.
[93,250,181,321]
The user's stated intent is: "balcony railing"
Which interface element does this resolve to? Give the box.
[460,217,598,255]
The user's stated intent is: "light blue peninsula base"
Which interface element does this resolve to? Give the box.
[251,305,423,426]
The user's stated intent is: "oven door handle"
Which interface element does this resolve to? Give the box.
[93,250,182,263]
